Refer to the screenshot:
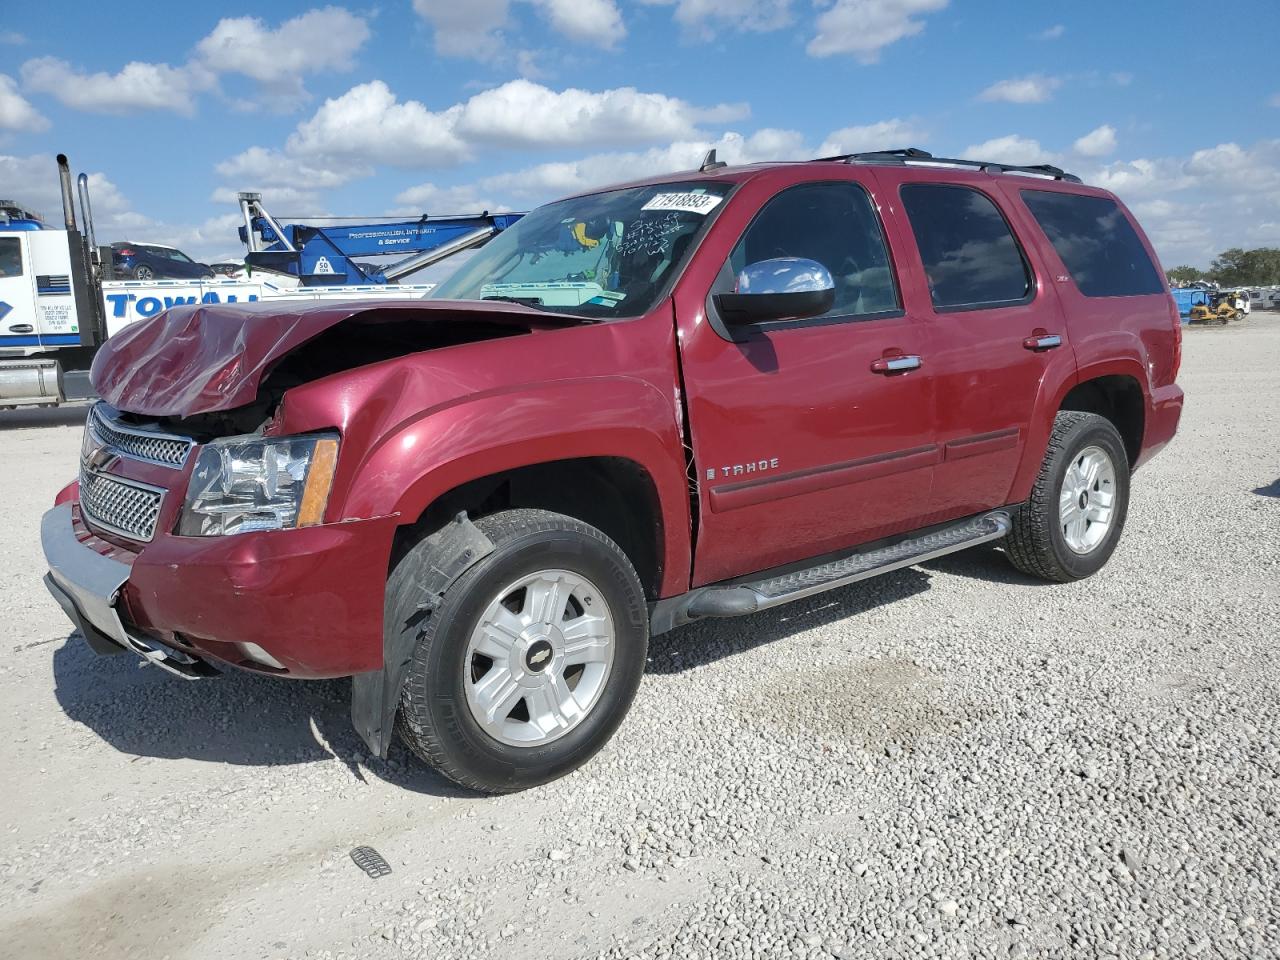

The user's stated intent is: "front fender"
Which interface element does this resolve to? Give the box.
[342,377,693,597]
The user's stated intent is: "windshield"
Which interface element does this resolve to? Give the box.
[430,180,733,317]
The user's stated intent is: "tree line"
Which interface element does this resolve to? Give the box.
[1167,248,1280,287]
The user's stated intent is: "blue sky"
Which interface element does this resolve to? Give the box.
[1,0,1277,267]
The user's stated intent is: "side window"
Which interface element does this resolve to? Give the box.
[0,237,22,277]
[723,181,900,319]
[1021,190,1163,297]
[900,184,1032,310]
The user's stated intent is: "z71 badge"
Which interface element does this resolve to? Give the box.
[708,458,779,481]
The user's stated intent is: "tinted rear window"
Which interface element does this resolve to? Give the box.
[1021,191,1163,298]
[900,184,1032,310]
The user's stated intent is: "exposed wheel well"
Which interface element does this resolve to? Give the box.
[394,457,664,598]
[1059,375,1144,468]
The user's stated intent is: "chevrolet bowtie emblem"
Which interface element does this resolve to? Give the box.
[528,648,551,666]
[85,442,118,472]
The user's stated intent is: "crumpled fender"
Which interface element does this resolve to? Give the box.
[350,511,494,758]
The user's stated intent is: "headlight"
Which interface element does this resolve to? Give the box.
[179,433,339,537]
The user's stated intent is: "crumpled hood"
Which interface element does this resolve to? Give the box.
[90,298,557,418]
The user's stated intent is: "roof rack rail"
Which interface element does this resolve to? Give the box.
[813,147,1081,183]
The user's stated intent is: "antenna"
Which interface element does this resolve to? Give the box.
[700,149,727,173]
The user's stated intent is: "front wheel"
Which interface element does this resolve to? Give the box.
[392,509,648,793]
[1005,411,1130,582]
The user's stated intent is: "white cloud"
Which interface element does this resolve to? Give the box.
[455,79,747,147]
[639,0,793,37]
[0,31,27,44]
[413,0,510,58]
[817,118,926,156]
[215,146,367,190]
[1039,24,1065,39]
[978,74,1061,104]
[286,81,470,166]
[961,135,1056,165]
[531,0,625,47]
[1,150,299,263]
[0,74,48,131]
[413,0,624,56]
[478,128,809,198]
[1073,124,1117,158]
[209,185,323,211]
[1088,158,1170,197]
[238,78,748,181]
[20,57,208,115]
[807,0,948,63]
[194,7,371,108]
[392,181,509,214]
[1269,92,1280,108]
[1085,140,1280,267]
[0,153,132,232]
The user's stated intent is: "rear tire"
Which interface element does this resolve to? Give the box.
[392,509,648,793]
[132,264,154,280]
[1005,411,1130,582]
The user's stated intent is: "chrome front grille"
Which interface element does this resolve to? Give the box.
[87,404,193,469]
[79,467,165,541]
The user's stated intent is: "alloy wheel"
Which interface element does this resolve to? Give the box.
[463,569,615,747]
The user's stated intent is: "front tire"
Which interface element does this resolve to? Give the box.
[1005,411,1130,582]
[392,509,648,793]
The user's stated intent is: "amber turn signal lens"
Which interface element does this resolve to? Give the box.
[297,438,339,527]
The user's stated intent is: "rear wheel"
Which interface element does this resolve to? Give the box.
[1006,411,1130,582]
[392,509,648,793]
[132,264,154,280]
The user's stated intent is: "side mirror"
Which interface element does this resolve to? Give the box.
[714,258,836,326]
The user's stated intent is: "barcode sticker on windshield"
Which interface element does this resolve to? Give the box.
[641,193,723,215]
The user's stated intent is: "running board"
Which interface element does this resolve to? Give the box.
[650,510,1011,634]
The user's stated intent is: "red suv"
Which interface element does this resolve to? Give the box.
[42,148,1183,793]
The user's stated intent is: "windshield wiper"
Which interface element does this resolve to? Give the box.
[482,295,546,307]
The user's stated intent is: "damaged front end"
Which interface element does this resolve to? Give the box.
[47,298,575,755]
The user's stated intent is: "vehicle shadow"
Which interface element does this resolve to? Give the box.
[1253,479,1280,498]
[919,542,1054,586]
[50,633,471,797]
[647,566,932,674]
[49,547,1025,793]
[0,404,90,430]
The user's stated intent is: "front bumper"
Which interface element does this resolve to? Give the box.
[41,500,398,679]
[41,503,216,678]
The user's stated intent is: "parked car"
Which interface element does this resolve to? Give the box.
[43,149,1183,793]
[110,242,214,281]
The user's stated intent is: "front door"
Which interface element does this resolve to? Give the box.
[675,174,938,586]
[0,234,37,347]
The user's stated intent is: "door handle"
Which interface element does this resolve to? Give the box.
[1023,334,1062,351]
[870,355,922,374]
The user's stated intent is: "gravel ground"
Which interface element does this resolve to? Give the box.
[1,316,1278,960]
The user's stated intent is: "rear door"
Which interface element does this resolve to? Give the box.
[674,171,937,586]
[874,170,1076,520]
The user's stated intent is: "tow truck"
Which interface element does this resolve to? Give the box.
[0,155,523,409]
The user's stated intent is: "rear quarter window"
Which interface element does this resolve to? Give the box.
[1021,190,1164,298]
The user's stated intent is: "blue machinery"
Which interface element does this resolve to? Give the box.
[237,193,524,287]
